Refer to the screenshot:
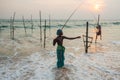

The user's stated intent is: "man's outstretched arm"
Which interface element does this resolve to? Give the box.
[63,36,81,40]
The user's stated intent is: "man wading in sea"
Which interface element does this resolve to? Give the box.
[53,29,81,68]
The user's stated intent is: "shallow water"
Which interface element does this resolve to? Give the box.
[0,20,120,80]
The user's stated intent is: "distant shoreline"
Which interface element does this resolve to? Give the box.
[0,19,120,22]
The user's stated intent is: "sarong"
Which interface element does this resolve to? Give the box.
[56,45,65,68]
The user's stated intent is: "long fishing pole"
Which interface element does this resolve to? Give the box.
[61,0,84,30]
[61,7,78,30]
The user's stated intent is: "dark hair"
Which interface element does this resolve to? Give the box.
[56,29,63,35]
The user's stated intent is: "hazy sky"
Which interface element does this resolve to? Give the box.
[0,0,120,20]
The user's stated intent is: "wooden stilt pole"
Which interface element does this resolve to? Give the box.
[0,22,1,34]
[9,17,12,39]
[31,15,34,33]
[85,22,89,53]
[97,14,100,25]
[44,20,46,48]
[0,22,2,34]
[49,14,51,36]
[12,12,16,40]
[0,27,1,34]
[22,16,27,35]
[39,11,42,47]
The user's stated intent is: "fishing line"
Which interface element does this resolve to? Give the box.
[61,0,84,30]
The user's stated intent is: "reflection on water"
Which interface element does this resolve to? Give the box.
[89,42,108,53]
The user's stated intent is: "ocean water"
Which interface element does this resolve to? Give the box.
[0,19,120,50]
[0,19,120,80]
[0,19,120,29]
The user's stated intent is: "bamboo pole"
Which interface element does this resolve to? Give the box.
[39,11,42,47]
[0,22,1,34]
[49,14,51,36]
[0,27,1,37]
[97,14,100,25]
[11,12,16,40]
[22,16,27,35]
[0,26,1,33]
[9,17,12,39]
[44,20,46,48]
[85,22,89,53]
[31,15,34,33]
[0,26,2,33]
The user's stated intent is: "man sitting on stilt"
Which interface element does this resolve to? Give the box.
[95,24,102,43]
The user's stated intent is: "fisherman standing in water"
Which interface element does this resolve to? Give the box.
[53,29,81,68]
[95,24,102,43]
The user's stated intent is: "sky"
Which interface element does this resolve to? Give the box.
[0,0,120,20]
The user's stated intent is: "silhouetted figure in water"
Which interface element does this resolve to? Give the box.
[53,29,81,68]
[95,25,102,43]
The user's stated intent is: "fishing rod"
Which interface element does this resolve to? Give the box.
[61,7,78,30]
[61,0,84,30]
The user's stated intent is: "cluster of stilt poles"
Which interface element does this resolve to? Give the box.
[6,10,100,53]
[9,11,51,49]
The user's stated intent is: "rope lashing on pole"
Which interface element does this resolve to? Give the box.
[82,35,93,48]
[82,22,93,53]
